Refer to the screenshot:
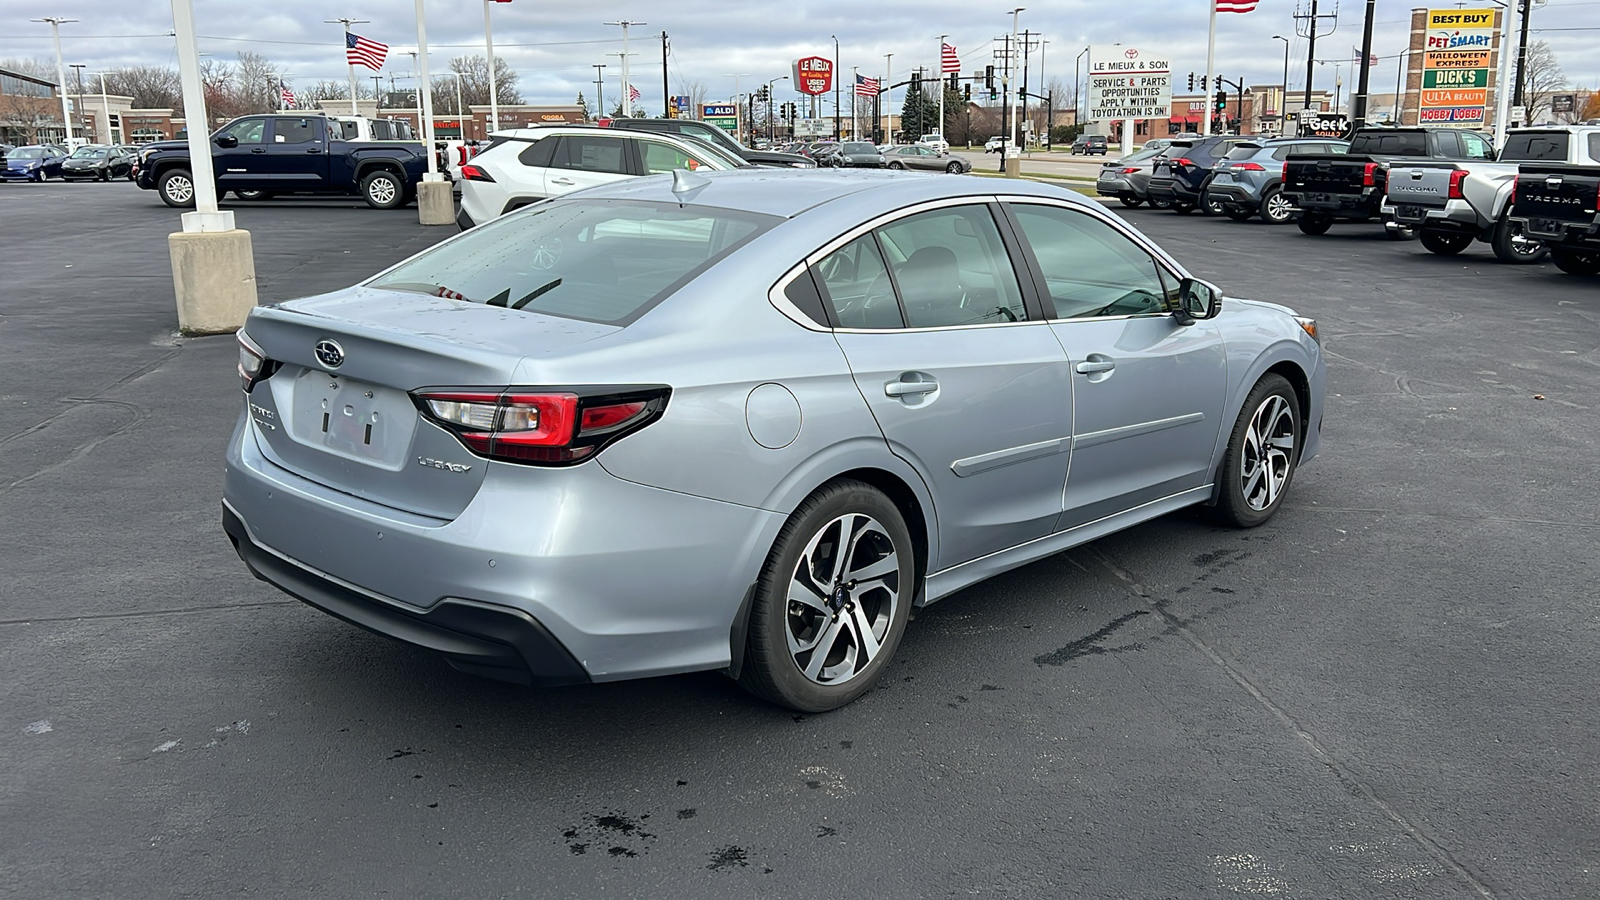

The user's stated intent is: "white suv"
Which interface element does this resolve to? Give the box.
[455,126,746,229]
[917,133,950,153]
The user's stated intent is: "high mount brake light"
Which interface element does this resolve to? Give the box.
[413,387,669,466]
[1447,169,1468,200]
[459,163,495,182]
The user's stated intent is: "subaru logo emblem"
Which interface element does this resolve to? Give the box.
[314,339,345,369]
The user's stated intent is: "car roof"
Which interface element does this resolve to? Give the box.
[565,167,1093,220]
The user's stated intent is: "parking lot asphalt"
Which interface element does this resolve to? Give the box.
[2,179,1597,899]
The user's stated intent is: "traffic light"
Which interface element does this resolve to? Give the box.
[911,70,921,91]
[948,72,959,91]
[1018,87,1026,99]
[1215,90,1227,112]
[1187,72,1194,92]
[1200,75,1208,92]
[963,83,971,102]
[984,65,995,90]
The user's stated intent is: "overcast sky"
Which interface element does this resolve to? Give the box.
[7,0,1598,110]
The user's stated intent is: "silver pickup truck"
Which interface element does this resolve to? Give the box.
[1384,126,1600,264]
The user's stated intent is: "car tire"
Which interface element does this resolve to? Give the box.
[1171,201,1195,215]
[361,169,406,209]
[157,168,197,208]
[1419,229,1473,255]
[1490,217,1547,264]
[1210,374,1301,529]
[1296,213,1332,235]
[1549,246,1600,276]
[887,161,905,170]
[98,170,110,182]
[1259,186,1293,224]
[738,479,915,713]
[1224,206,1254,222]
[1119,195,1143,208]
[234,190,274,201]
[946,161,963,174]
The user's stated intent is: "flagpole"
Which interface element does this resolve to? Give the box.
[1202,2,1217,136]
[883,53,892,143]
[852,67,859,139]
[937,34,947,144]
[345,22,358,114]
[483,0,499,132]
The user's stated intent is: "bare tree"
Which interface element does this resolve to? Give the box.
[103,66,182,109]
[0,57,62,143]
[676,79,708,119]
[233,52,282,114]
[1515,41,1565,123]
[448,55,521,107]
[297,79,378,108]
[0,57,59,83]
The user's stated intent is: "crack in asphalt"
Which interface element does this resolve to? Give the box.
[1081,544,1500,900]
[0,599,299,627]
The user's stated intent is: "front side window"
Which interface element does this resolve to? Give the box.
[219,118,267,144]
[369,200,774,325]
[554,136,629,174]
[1009,203,1174,319]
[874,205,1026,328]
[640,140,710,174]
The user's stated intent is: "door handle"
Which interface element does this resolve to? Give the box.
[1075,359,1115,375]
[306,148,321,154]
[885,379,938,397]
[550,177,575,185]
[250,148,266,154]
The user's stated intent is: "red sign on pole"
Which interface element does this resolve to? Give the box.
[792,56,834,96]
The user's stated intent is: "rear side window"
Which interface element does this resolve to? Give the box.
[517,137,557,168]
[874,206,1026,328]
[639,140,710,174]
[369,200,775,325]
[816,235,902,329]
[1350,131,1427,156]
[1590,133,1600,164]
[554,136,630,174]
[273,118,318,144]
[1501,132,1570,162]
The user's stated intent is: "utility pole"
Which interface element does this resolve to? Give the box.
[884,53,893,142]
[1512,0,1534,118]
[831,35,840,141]
[68,63,87,134]
[1294,0,1339,123]
[31,17,78,145]
[1019,30,1033,147]
[661,32,670,117]
[605,20,645,117]
[608,52,632,114]
[325,17,370,116]
[1351,0,1377,129]
[371,76,382,103]
[593,63,606,121]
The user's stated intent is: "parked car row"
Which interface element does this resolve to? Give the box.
[1096,124,1600,278]
[4,143,141,182]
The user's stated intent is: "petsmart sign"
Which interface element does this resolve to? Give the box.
[1420,8,1497,127]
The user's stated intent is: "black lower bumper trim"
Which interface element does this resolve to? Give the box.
[223,504,589,687]
[455,206,475,230]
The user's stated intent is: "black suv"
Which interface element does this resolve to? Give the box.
[1146,135,1251,214]
[603,118,814,168]
[1071,135,1108,156]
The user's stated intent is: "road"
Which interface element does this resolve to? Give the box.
[2,180,1597,899]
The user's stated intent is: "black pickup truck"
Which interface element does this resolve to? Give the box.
[1283,126,1496,238]
[1509,164,1600,275]
[134,114,430,209]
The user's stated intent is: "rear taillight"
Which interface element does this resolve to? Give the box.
[1173,157,1194,168]
[1447,169,1468,200]
[1362,162,1379,187]
[459,164,495,182]
[1282,162,1290,182]
[237,331,277,393]
[1118,167,1139,174]
[1233,162,1266,171]
[413,387,669,466]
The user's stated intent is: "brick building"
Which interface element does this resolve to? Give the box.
[1,67,66,145]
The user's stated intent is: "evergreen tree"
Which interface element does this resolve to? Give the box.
[899,84,939,139]
[576,91,590,121]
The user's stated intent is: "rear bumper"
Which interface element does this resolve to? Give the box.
[1384,198,1482,233]
[1285,189,1379,218]
[1510,216,1600,245]
[1148,179,1200,204]
[456,205,475,230]
[1094,174,1134,196]
[1205,182,1259,206]
[224,503,588,686]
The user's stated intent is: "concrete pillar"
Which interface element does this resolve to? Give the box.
[169,226,258,335]
[1004,156,1022,177]
[417,179,454,226]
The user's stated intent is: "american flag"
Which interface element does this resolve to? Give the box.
[1215,0,1260,11]
[941,42,960,74]
[627,83,640,103]
[346,32,388,70]
[854,74,880,97]
[279,80,295,108]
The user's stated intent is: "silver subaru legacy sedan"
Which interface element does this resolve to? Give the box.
[224,169,1324,712]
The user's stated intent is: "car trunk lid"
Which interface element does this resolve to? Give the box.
[242,287,621,520]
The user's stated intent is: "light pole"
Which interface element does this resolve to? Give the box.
[440,71,464,135]
[31,17,78,146]
[592,64,606,121]
[1005,7,1024,175]
[484,2,503,130]
[883,52,893,143]
[724,73,751,140]
[831,35,840,141]
[68,63,88,137]
[605,20,646,117]
[766,75,788,141]
[1272,35,1290,134]
[98,71,111,142]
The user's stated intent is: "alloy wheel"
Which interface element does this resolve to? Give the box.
[1265,191,1293,223]
[368,177,398,206]
[165,175,194,204]
[1240,395,1296,511]
[784,513,900,686]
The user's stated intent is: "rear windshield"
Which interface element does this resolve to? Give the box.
[1349,131,1427,156]
[1224,144,1264,160]
[369,200,777,326]
[843,143,877,153]
[1500,132,1570,162]
[1120,147,1163,163]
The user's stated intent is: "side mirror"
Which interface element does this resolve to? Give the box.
[215,135,238,149]
[1173,277,1222,325]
